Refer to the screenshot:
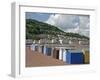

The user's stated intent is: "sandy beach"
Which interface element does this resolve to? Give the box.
[26,46,67,67]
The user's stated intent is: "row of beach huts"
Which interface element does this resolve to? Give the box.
[28,41,90,64]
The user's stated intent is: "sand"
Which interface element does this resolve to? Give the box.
[26,47,66,67]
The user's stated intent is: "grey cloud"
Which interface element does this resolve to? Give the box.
[45,14,89,37]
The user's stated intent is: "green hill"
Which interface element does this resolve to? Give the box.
[26,19,89,40]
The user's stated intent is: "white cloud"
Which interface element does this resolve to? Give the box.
[46,15,55,25]
[45,14,89,37]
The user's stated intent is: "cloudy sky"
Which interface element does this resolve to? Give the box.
[26,12,90,37]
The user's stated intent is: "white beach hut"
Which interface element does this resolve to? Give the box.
[31,44,35,51]
[43,45,46,55]
[59,48,63,60]
[62,49,67,62]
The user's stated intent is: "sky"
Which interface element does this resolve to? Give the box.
[26,12,90,37]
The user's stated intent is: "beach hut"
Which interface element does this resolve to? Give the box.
[46,47,52,56]
[59,48,64,60]
[43,46,46,55]
[31,44,40,52]
[43,46,52,56]
[53,48,59,59]
[34,44,38,51]
[66,50,84,64]
[51,47,54,57]
[41,45,44,54]
[62,49,67,62]
[82,49,90,64]
[30,44,35,51]
[38,45,43,53]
